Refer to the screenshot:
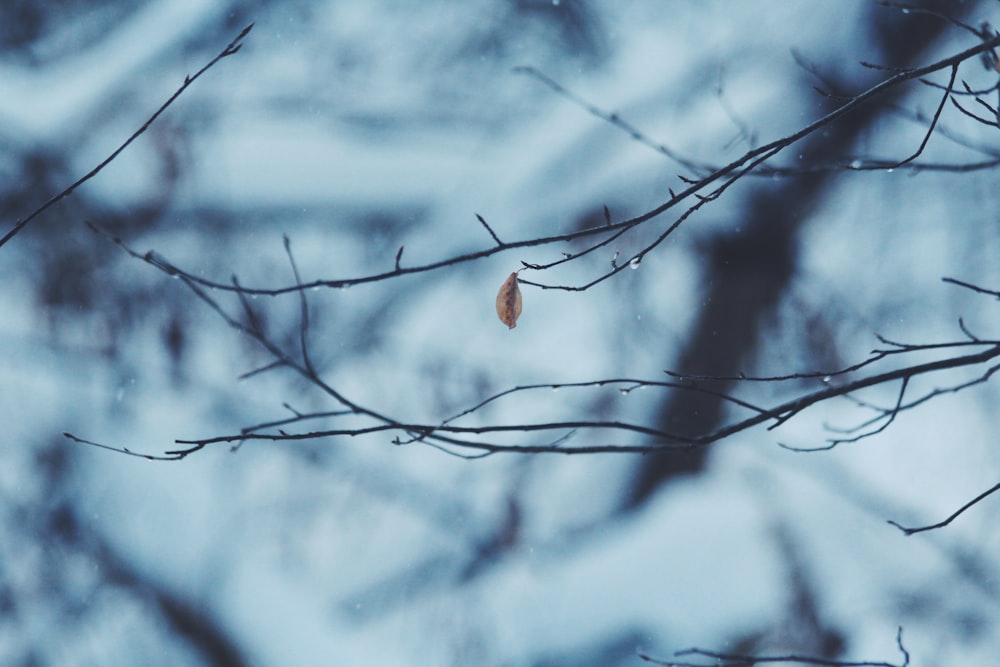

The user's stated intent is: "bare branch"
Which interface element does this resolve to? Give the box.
[92,33,1000,296]
[879,64,957,169]
[64,432,185,461]
[440,378,774,427]
[68,24,1000,541]
[877,1,981,36]
[475,213,505,246]
[943,276,1000,298]
[0,23,254,251]
[640,626,909,667]
[888,481,1000,535]
[512,65,709,175]
[949,95,1000,128]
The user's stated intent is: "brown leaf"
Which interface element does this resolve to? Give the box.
[495,271,522,329]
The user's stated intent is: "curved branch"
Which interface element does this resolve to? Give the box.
[92,33,1000,295]
[888,481,1000,535]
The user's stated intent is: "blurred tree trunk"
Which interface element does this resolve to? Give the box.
[624,0,986,510]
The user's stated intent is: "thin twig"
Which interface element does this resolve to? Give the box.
[0,23,254,251]
[888,481,1000,535]
[93,33,1000,296]
[640,626,910,667]
[475,214,504,246]
[943,276,1000,298]
[284,234,314,375]
[64,432,185,461]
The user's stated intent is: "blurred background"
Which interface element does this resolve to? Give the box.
[1,0,1000,664]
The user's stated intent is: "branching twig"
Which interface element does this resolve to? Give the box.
[878,64,957,169]
[63,432,186,461]
[70,321,1000,460]
[91,33,1000,296]
[639,625,909,667]
[71,213,1000,463]
[66,26,1000,539]
[0,23,254,251]
[512,66,710,175]
[439,378,774,426]
[666,336,998,383]
[949,95,1000,128]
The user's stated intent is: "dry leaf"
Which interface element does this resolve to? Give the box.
[496,271,522,329]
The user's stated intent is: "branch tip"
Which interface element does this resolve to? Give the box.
[0,20,255,252]
[475,213,504,246]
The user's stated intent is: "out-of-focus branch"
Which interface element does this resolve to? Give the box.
[64,267,1000,461]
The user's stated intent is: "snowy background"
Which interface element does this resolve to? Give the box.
[1,1,999,665]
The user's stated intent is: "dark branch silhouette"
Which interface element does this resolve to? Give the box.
[639,626,909,667]
[888,481,1000,535]
[74,31,1000,296]
[9,5,1000,666]
[0,22,254,251]
[58,10,1000,542]
[64,256,1000,484]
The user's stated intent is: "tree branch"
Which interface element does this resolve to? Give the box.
[888,481,1000,535]
[640,626,909,667]
[89,32,1000,295]
[0,22,254,251]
